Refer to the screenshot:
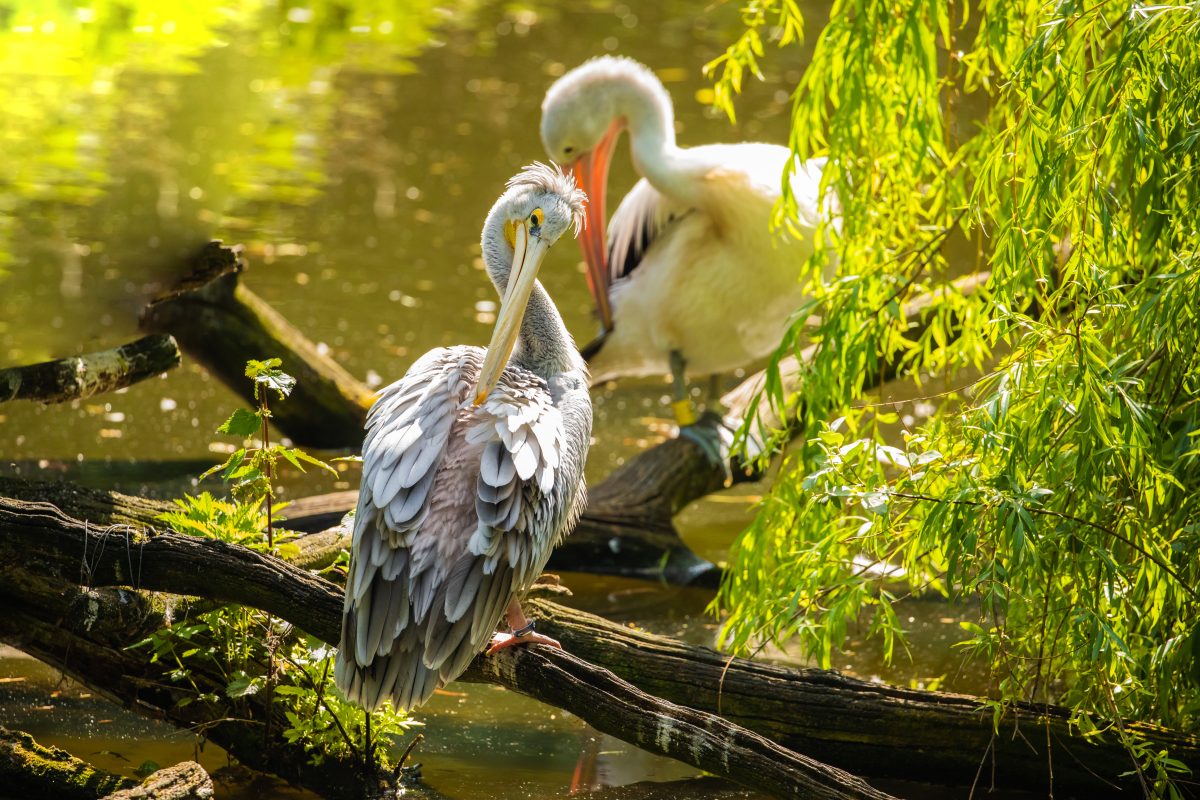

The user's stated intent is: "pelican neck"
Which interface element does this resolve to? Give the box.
[481,215,580,379]
[618,80,692,201]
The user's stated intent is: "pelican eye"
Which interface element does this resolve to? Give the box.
[530,208,544,227]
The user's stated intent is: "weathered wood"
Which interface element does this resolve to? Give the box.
[103,762,213,800]
[0,491,897,800]
[0,726,135,800]
[4,481,1197,797]
[0,335,180,405]
[139,242,375,449]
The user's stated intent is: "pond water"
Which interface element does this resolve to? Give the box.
[0,2,986,798]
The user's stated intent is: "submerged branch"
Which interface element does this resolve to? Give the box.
[139,242,375,449]
[0,334,181,405]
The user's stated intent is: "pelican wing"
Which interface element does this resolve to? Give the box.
[335,346,582,712]
[606,178,693,284]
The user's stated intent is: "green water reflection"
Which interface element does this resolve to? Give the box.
[0,2,983,797]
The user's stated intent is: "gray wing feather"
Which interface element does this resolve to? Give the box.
[334,346,589,712]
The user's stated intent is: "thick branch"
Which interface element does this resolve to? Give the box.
[139,242,375,449]
[0,335,180,405]
[280,489,720,587]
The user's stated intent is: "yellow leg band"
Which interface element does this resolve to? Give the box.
[672,398,698,427]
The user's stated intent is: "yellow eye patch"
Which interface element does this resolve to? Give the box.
[530,208,544,227]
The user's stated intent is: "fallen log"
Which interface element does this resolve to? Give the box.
[0,727,135,800]
[0,335,180,405]
[4,481,1197,797]
[0,491,899,800]
[463,647,893,800]
[139,242,375,449]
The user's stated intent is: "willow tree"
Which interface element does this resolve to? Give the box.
[709,0,1200,791]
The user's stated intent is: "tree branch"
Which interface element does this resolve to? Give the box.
[0,335,180,405]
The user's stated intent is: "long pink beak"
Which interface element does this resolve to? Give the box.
[572,119,623,335]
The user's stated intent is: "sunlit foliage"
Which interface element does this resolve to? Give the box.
[710,0,1200,785]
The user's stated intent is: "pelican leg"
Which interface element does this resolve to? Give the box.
[668,350,698,426]
[486,598,562,655]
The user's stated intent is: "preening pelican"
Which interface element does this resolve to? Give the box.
[540,56,833,458]
[334,164,591,712]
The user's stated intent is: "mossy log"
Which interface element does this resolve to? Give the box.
[4,478,1199,797]
[0,335,180,405]
[139,242,375,449]
[0,726,135,800]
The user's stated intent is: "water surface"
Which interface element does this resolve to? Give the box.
[0,2,982,797]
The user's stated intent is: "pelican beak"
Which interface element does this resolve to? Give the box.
[474,222,552,405]
[572,118,623,334]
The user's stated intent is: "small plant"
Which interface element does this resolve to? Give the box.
[203,358,335,550]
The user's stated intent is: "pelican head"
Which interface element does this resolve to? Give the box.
[474,162,586,404]
[541,57,673,333]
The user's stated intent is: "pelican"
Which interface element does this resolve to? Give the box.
[335,163,591,712]
[540,56,833,459]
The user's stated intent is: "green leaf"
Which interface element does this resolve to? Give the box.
[218,408,262,437]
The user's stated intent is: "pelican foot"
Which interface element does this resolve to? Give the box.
[486,630,562,656]
[679,410,735,481]
[679,410,764,485]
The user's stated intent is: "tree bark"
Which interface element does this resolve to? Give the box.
[139,242,375,449]
[0,727,135,800]
[0,335,180,405]
[3,479,1196,797]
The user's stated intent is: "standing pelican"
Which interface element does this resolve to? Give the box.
[540,56,833,459]
[335,164,591,712]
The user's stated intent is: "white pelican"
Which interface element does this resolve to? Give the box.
[540,56,832,459]
[335,164,591,711]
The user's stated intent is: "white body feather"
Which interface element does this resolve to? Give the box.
[592,144,831,382]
